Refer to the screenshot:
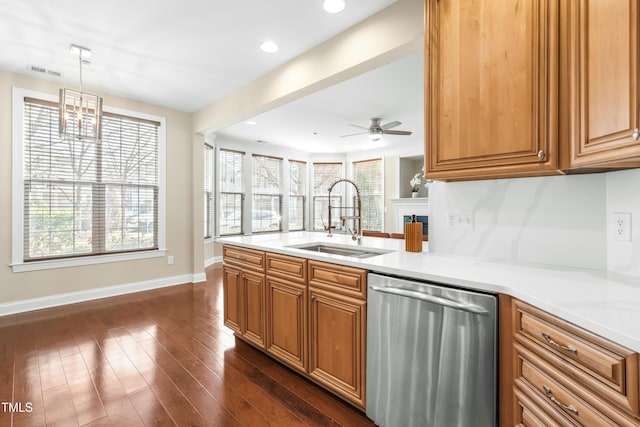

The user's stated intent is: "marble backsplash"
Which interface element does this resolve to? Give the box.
[428,169,640,277]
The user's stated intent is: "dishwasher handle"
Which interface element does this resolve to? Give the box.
[370,285,490,316]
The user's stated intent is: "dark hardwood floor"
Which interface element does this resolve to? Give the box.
[0,264,375,426]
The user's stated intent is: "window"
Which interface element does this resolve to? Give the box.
[252,155,282,233]
[353,158,383,231]
[312,162,343,231]
[17,94,163,265]
[289,160,306,231]
[219,149,244,235]
[204,144,213,239]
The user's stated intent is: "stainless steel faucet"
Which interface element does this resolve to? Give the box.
[326,178,362,241]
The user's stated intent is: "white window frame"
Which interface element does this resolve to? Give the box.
[11,87,167,272]
[204,143,214,241]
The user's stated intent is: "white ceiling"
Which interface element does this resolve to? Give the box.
[0,0,424,154]
[216,51,424,153]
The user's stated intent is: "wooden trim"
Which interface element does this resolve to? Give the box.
[220,148,246,155]
[288,159,307,164]
[252,153,284,160]
[352,158,382,164]
[312,162,342,165]
[499,294,515,426]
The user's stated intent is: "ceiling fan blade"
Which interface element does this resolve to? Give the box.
[382,130,412,136]
[381,120,401,130]
[348,124,370,130]
[341,131,369,138]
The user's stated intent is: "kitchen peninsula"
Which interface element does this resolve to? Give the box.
[219,231,640,425]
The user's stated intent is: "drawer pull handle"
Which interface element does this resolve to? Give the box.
[541,332,577,354]
[543,385,579,415]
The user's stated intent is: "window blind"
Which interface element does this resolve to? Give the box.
[204,144,213,238]
[289,160,306,231]
[312,162,343,231]
[252,155,282,233]
[219,149,244,235]
[23,98,159,261]
[353,158,383,231]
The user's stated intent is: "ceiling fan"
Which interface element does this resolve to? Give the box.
[341,118,412,141]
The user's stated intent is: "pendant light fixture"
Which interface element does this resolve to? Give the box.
[59,44,102,141]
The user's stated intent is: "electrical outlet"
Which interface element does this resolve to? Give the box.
[612,213,632,242]
[168,255,174,265]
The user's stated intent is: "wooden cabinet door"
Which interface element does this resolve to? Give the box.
[242,270,266,349]
[222,264,242,334]
[566,0,640,166]
[308,287,366,409]
[425,0,559,180]
[266,277,307,373]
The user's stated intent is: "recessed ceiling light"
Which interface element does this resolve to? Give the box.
[323,0,346,13]
[245,120,257,125]
[260,41,279,53]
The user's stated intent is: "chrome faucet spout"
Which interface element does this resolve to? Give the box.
[327,178,362,240]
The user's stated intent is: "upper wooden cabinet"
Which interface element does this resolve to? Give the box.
[425,0,640,181]
[563,0,640,167]
[425,0,560,181]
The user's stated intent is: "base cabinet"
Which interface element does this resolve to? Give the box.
[308,287,366,409]
[222,264,242,334]
[242,270,266,348]
[507,298,640,426]
[223,245,367,410]
[266,277,307,373]
[222,264,266,348]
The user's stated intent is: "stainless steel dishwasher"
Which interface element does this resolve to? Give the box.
[366,273,497,427]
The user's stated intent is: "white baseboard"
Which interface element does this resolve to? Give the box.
[0,273,202,317]
[205,256,222,268]
[192,272,207,283]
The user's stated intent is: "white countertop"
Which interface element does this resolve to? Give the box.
[217,231,640,352]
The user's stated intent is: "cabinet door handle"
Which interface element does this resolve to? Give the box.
[542,385,579,415]
[311,294,316,301]
[537,150,545,160]
[541,332,577,354]
[632,129,639,141]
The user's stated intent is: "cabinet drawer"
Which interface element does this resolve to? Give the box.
[514,382,574,427]
[223,245,265,271]
[266,253,307,283]
[515,343,640,427]
[518,350,618,426]
[308,260,367,299]
[514,300,630,395]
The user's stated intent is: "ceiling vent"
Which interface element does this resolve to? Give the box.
[28,65,62,77]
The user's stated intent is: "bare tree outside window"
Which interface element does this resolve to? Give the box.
[353,158,383,231]
[289,160,306,231]
[219,149,244,235]
[252,155,282,232]
[23,98,159,261]
[312,162,343,231]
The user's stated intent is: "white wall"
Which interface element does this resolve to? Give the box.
[428,173,609,270]
[606,169,640,277]
[0,70,195,309]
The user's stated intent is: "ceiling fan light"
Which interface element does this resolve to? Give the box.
[369,131,382,141]
[323,0,345,13]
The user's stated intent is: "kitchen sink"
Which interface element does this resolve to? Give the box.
[287,243,392,259]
